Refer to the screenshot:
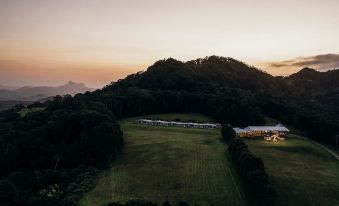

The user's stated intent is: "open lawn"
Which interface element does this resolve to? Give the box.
[80,114,247,206]
[245,135,339,206]
[80,113,339,206]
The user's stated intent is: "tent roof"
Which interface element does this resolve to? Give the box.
[233,127,249,134]
[245,125,290,132]
[234,124,290,133]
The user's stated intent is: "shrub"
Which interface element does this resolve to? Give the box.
[179,202,189,206]
[221,124,236,143]
[163,201,171,206]
[0,179,18,204]
[221,124,236,142]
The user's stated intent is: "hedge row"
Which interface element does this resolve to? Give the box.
[228,139,276,206]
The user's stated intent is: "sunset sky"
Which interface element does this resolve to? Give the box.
[1,0,339,88]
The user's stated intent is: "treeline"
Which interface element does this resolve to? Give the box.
[90,87,266,127]
[228,139,276,206]
[91,85,337,144]
[0,95,124,205]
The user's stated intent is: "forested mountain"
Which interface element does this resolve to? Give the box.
[117,56,290,93]
[287,67,339,92]
[286,67,339,120]
[0,56,338,205]
[97,56,338,143]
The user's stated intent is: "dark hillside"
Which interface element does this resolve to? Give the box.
[287,67,339,92]
[0,95,124,205]
[110,56,290,94]
[286,67,339,118]
[98,56,338,144]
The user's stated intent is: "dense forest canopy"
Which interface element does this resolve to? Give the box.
[0,55,338,205]
[0,95,124,205]
[98,56,338,143]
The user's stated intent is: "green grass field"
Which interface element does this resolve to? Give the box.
[244,135,339,206]
[80,113,339,206]
[80,114,247,206]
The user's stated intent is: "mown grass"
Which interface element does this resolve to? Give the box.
[244,135,339,206]
[80,113,339,206]
[80,114,247,206]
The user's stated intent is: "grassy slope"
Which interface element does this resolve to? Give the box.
[81,113,339,206]
[245,135,339,206]
[80,114,247,206]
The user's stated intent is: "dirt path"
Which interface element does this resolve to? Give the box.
[310,140,339,160]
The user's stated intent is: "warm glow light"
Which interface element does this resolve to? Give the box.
[1,0,339,87]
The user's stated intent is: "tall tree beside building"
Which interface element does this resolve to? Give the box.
[221,124,236,143]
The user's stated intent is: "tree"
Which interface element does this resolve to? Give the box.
[89,122,123,168]
[0,179,18,204]
[163,201,171,206]
[221,124,236,143]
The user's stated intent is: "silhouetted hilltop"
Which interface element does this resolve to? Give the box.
[286,67,339,92]
[110,56,289,94]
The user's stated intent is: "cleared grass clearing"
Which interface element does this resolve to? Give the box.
[80,114,247,206]
[244,135,339,206]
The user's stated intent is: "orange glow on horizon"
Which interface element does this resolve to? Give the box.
[1,0,339,87]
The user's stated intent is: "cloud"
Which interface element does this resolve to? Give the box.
[269,53,339,71]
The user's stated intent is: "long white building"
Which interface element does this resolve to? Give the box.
[233,124,290,137]
[135,119,219,129]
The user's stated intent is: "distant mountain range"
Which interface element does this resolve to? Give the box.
[0,84,19,90]
[0,81,95,101]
